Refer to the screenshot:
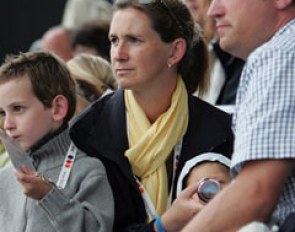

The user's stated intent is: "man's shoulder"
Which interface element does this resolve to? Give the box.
[251,19,295,59]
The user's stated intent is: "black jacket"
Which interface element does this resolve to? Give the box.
[70,89,234,232]
[213,42,245,105]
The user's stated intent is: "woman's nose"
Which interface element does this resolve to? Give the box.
[111,41,129,61]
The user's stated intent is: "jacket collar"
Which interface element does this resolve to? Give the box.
[70,89,233,188]
[70,89,136,184]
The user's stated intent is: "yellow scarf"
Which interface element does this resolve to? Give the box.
[124,77,188,216]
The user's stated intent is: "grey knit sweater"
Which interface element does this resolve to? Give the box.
[0,128,114,232]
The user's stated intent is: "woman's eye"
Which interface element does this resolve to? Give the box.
[110,37,119,46]
[128,36,141,44]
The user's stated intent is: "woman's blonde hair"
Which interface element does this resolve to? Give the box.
[67,54,117,95]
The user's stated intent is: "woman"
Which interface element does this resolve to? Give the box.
[67,54,117,116]
[70,0,233,231]
[67,53,117,93]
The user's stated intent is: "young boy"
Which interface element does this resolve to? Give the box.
[0,51,114,232]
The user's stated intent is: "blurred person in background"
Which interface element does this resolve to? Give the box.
[67,53,117,116]
[183,0,244,106]
[62,0,113,30]
[40,25,74,61]
[71,21,111,61]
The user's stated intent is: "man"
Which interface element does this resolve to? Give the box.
[182,0,295,231]
[183,0,244,105]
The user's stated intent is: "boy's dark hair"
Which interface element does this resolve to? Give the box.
[0,51,76,122]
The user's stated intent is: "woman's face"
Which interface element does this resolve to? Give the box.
[109,7,173,92]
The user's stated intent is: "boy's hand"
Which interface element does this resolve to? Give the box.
[160,184,204,232]
[14,166,53,200]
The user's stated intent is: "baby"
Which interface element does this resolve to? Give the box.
[177,152,231,204]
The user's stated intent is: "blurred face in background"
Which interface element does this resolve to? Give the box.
[182,0,216,42]
[42,27,74,61]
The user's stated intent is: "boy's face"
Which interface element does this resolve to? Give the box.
[0,75,57,151]
[186,161,230,188]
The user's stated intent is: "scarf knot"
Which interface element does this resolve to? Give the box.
[125,77,188,216]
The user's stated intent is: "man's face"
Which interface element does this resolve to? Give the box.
[208,0,278,59]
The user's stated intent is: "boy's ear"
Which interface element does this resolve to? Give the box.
[51,95,68,122]
[167,38,187,66]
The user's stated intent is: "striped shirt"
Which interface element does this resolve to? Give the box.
[231,18,295,224]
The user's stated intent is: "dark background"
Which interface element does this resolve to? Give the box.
[0,0,67,63]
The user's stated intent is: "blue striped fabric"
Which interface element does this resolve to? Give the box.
[231,18,295,224]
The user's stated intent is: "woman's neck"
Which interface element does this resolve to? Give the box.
[132,77,178,123]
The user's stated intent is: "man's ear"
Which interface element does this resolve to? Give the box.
[167,38,187,66]
[51,95,69,122]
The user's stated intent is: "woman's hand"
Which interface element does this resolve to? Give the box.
[159,184,205,232]
[14,166,53,200]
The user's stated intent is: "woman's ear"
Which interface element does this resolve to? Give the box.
[167,38,187,66]
[51,95,69,122]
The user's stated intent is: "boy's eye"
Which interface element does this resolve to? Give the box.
[13,106,24,112]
